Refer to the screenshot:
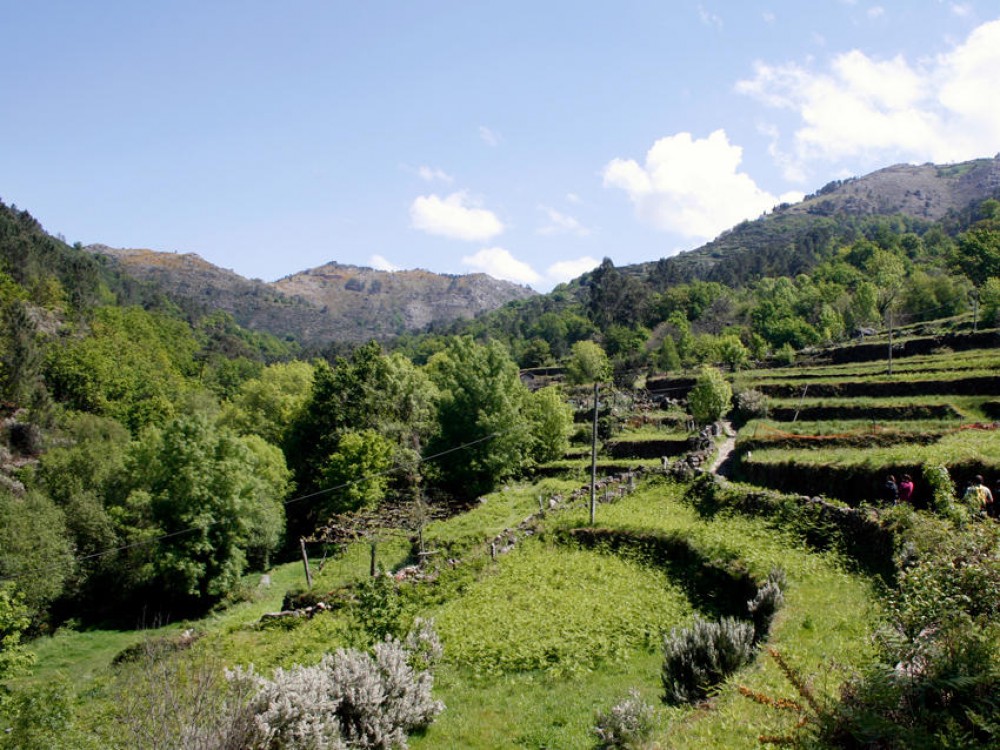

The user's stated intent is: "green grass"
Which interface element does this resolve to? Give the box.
[537,457,663,474]
[414,479,878,748]
[411,657,665,749]
[424,479,579,557]
[764,393,993,417]
[739,418,961,438]
[614,424,690,441]
[432,537,694,677]
[745,427,1000,470]
[741,347,1000,382]
[26,475,880,749]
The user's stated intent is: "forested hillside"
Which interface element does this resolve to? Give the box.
[432,182,1000,385]
[2,153,1000,748]
[0,196,571,625]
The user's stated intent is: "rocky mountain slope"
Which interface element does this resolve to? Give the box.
[614,155,1000,289]
[86,246,535,345]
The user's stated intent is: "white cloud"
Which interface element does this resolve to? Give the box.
[762,11,776,23]
[418,165,453,183]
[461,247,540,284]
[737,18,1000,179]
[951,3,972,18]
[410,191,504,241]
[698,4,723,28]
[537,206,590,237]
[566,192,582,204]
[603,129,803,240]
[370,254,399,271]
[546,256,599,284]
[867,6,885,19]
[479,125,502,147]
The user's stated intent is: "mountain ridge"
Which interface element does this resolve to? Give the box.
[85,245,536,345]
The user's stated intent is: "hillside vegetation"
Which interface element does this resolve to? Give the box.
[2,156,1000,748]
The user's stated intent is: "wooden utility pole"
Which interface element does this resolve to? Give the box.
[887,308,893,376]
[590,381,599,525]
[299,537,313,589]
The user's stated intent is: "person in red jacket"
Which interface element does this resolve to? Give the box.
[898,474,914,504]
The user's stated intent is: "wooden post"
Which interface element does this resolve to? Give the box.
[490,542,497,560]
[887,308,893,376]
[299,537,313,589]
[369,541,377,577]
[590,381,599,525]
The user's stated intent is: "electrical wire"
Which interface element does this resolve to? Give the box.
[0,425,521,586]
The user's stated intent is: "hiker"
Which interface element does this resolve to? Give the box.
[898,474,914,504]
[962,475,994,516]
[882,474,899,504]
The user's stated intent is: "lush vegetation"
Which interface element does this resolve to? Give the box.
[3,188,1000,748]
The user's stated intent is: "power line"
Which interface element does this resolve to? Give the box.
[0,426,521,586]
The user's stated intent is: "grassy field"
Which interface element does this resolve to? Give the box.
[24,470,880,749]
[410,479,879,748]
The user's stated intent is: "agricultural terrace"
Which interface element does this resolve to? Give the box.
[730,333,1000,506]
[15,329,1000,749]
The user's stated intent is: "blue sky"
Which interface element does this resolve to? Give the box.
[3,2,998,290]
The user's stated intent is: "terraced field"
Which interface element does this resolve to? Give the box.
[23,332,998,748]
[732,342,1000,505]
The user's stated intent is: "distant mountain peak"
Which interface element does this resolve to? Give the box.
[86,246,535,344]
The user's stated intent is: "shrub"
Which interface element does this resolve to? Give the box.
[775,343,796,366]
[238,663,344,749]
[355,568,404,643]
[239,619,444,750]
[109,646,259,750]
[748,572,785,644]
[687,366,732,426]
[921,463,968,525]
[732,389,769,426]
[592,688,655,749]
[816,517,1000,747]
[661,616,755,705]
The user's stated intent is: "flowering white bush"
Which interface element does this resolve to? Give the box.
[235,618,444,750]
[592,688,655,749]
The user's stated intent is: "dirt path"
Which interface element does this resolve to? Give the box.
[709,420,738,477]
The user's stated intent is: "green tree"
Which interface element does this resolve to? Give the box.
[288,343,436,496]
[587,258,650,329]
[688,366,732,425]
[954,200,1000,285]
[319,429,395,516]
[122,414,289,602]
[716,335,750,371]
[655,336,682,373]
[0,585,33,704]
[565,340,611,385]
[519,337,554,368]
[426,337,530,496]
[847,281,880,330]
[524,386,573,464]
[0,299,45,409]
[220,360,315,445]
[0,490,74,623]
[980,277,1000,326]
[44,306,201,432]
